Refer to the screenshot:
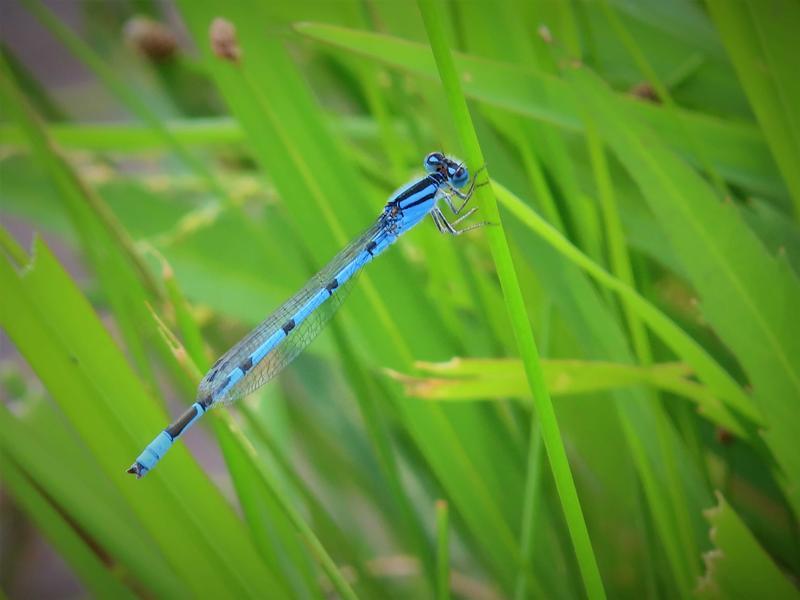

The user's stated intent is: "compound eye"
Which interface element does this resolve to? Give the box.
[452,166,468,188]
[424,152,444,173]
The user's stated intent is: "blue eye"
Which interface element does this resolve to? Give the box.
[424,152,444,173]
[452,166,468,188]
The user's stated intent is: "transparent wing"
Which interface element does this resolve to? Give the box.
[222,275,359,403]
[198,218,383,405]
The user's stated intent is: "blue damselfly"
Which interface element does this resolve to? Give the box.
[128,152,485,478]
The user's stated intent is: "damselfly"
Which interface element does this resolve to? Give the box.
[128,152,486,478]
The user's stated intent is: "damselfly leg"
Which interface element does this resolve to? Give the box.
[431,206,489,235]
[443,165,489,213]
[432,165,490,234]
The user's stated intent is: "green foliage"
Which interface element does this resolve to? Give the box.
[697,493,800,600]
[1,1,798,599]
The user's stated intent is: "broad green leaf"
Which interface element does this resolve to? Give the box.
[474,108,712,595]
[0,452,137,600]
[697,493,800,600]
[0,402,183,598]
[566,65,800,514]
[0,237,291,599]
[295,22,785,198]
[706,0,800,219]
[493,182,757,430]
[606,0,725,61]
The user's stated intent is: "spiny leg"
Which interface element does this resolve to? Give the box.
[439,189,476,218]
[451,206,479,226]
[430,208,450,234]
[442,190,469,215]
[431,207,489,236]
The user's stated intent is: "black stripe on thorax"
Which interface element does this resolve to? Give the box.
[394,175,441,207]
[403,191,436,210]
[393,175,435,203]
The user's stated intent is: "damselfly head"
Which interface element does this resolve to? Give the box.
[424,151,445,173]
[424,152,469,188]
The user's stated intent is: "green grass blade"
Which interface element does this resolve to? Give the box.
[493,182,759,430]
[500,184,711,596]
[706,0,800,220]
[416,2,606,598]
[295,22,784,197]
[0,452,137,600]
[435,500,450,600]
[0,116,392,152]
[697,493,800,600]
[224,417,360,600]
[597,0,728,197]
[566,65,800,515]
[0,224,28,266]
[513,421,544,600]
[0,402,183,598]
[147,295,358,600]
[0,238,291,599]
[0,43,66,120]
[456,1,602,261]
[148,280,319,597]
[389,358,737,429]
[582,111,703,583]
[0,55,162,391]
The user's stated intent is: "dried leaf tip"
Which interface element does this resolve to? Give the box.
[210,17,242,64]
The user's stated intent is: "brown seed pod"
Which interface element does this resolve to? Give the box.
[123,16,178,62]
[209,17,242,64]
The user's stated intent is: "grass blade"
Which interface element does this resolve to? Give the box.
[389,358,735,428]
[148,290,358,600]
[566,65,800,514]
[706,0,800,219]
[416,2,606,598]
[435,500,450,600]
[493,182,759,431]
[0,452,137,599]
[697,493,800,600]
[295,22,784,197]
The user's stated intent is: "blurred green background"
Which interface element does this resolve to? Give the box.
[1,0,799,598]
